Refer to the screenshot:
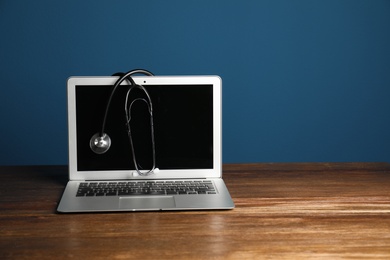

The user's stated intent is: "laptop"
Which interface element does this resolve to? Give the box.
[57,75,235,212]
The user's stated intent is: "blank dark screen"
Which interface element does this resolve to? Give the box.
[76,84,213,171]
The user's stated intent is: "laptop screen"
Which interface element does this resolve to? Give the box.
[75,84,213,171]
[68,76,222,180]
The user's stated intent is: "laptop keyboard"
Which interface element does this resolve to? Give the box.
[76,180,217,197]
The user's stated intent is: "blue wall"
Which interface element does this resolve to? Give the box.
[1,0,389,165]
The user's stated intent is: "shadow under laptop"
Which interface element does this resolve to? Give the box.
[29,165,69,186]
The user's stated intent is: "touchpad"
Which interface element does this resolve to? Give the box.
[119,196,176,210]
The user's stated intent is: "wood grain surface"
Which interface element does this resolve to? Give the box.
[1,163,390,259]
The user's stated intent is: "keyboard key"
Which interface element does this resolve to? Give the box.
[149,191,166,195]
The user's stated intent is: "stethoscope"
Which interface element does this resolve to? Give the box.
[89,69,156,176]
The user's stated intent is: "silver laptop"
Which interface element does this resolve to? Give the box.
[57,75,235,212]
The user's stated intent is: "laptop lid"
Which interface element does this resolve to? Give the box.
[67,76,222,181]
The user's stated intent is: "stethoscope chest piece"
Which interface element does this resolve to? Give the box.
[90,133,111,154]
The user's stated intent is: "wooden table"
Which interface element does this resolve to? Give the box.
[1,163,390,259]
